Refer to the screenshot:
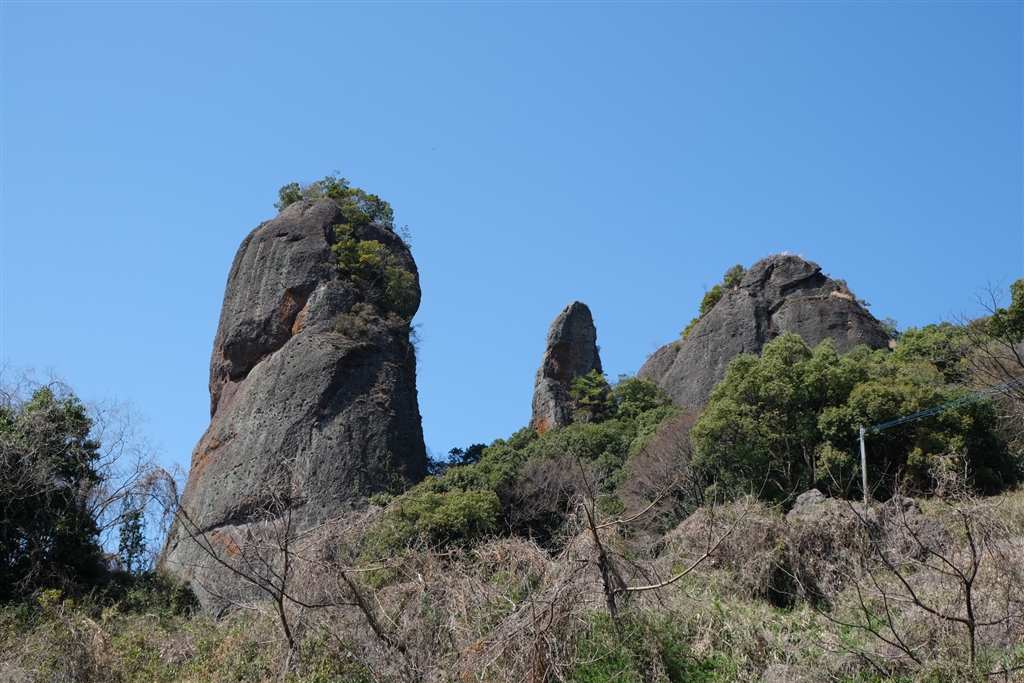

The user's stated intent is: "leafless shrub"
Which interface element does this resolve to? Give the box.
[957,283,1024,425]
[616,410,703,547]
[813,470,1024,677]
[662,497,794,606]
[500,456,588,547]
[86,396,179,570]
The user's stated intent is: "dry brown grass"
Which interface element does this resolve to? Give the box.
[5,490,1024,682]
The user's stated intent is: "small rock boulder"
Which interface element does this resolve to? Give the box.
[530,302,602,435]
[787,489,827,518]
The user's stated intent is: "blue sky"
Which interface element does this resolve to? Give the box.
[2,1,1022,476]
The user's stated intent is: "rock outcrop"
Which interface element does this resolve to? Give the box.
[530,302,602,435]
[640,255,890,409]
[161,199,428,606]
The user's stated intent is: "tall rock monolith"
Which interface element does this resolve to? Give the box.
[639,255,891,409]
[161,199,428,607]
[530,302,602,435]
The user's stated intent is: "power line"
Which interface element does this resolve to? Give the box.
[857,374,1024,505]
[866,375,1024,434]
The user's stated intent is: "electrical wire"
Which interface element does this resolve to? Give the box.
[866,374,1024,434]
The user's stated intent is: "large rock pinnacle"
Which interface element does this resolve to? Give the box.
[639,255,891,409]
[161,199,428,606]
[530,302,602,435]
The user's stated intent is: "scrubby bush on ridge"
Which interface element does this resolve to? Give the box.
[692,329,1018,505]
[366,375,679,553]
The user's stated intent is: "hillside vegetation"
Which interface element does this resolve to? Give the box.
[3,183,1024,681]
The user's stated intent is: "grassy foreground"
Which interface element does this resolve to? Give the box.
[3,488,1024,683]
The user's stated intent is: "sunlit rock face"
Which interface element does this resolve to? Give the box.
[640,255,891,409]
[530,301,603,435]
[161,200,427,608]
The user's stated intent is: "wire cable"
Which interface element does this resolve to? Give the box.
[866,375,1024,434]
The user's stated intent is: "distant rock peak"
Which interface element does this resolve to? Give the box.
[530,302,602,435]
[639,255,890,409]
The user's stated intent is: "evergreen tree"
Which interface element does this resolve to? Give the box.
[0,385,105,600]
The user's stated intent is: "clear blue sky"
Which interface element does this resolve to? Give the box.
[2,2,1022,476]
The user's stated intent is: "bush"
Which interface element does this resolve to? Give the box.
[333,224,417,320]
[569,611,725,682]
[275,173,395,230]
[374,488,501,550]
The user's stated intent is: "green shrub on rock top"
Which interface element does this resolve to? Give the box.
[276,174,418,321]
[275,173,395,230]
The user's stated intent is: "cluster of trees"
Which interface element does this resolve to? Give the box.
[692,328,1015,504]
[691,280,1024,506]
[0,372,178,604]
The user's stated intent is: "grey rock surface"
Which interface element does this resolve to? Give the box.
[530,302,602,434]
[640,255,891,409]
[161,200,427,608]
[788,489,827,518]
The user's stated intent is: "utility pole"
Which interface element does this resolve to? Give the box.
[859,426,868,505]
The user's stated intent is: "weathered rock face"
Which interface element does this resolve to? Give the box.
[530,302,602,435]
[161,199,428,606]
[639,255,891,409]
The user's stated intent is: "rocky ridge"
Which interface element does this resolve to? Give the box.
[640,254,891,409]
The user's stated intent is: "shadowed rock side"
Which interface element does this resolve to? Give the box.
[161,200,428,607]
[530,302,602,435]
[639,255,891,409]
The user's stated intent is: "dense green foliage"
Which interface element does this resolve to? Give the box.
[568,372,673,424]
[274,174,395,231]
[691,328,1017,503]
[988,278,1024,344]
[332,226,417,319]
[681,264,747,339]
[0,385,106,601]
[568,369,612,422]
[367,375,677,552]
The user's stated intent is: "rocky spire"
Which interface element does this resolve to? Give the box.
[530,301,602,435]
[161,199,428,608]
